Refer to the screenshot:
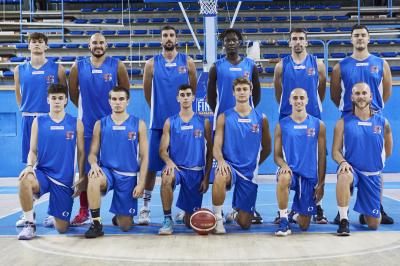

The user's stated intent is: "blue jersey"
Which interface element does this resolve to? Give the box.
[150,53,189,130]
[280,115,320,179]
[78,57,119,136]
[19,60,59,112]
[99,115,140,173]
[281,54,321,119]
[339,55,384,112]
[215,57,254,118]
[343,114,386,172]
[169,113,205,168]
[37,114,77,186]
[222,108,263,179]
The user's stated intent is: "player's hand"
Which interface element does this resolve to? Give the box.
[72,177,85,198]
[132,184,144,199]
[278,163,292,175]
[199,178,209,194]
[88,163,103,179]
[314,183,324,203]
[19,165,36,181]
[216,160,230,176]
[163,161,179,176]
[337,161,352,174]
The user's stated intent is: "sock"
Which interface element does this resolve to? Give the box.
[292,213,299,222]
[279,209,288,219]
[163,209,172,220]
[80,191,89,210]
[338,206,349,220]
[90,208,101,224]
[143,190,152,209]
[316,200,322,206]
[213,205,223,219]
[24,210,34,223]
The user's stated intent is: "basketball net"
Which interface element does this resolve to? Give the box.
[199,0,217,16]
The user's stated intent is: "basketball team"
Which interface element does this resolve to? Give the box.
[15,24,394,240]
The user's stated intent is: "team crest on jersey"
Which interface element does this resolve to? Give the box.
[103,73,113,82]
[178,66,187,74]
[307,128,316,137]
[307,68,315,76]
[251,124,260,133]
[373,125,382,134]
[128,131,137,140]
[46,75,55,84]
[194,129,203,138]
[66,131,74,140]
[243,71,250,78]
[370,65,379,74]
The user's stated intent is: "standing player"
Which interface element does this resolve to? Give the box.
[332,82,392,236]
[273,28,328,224]
[158,84,212,234]
[84,86,148,238]
[69,33,130,225]
[14,32,67,227]
[212,78,271,234]
[330,24,393,224]
[274,88,326,236]
[17,84,85,240]
[141,25,197,225]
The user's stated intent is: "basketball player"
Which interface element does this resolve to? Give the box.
[332,83,392,236]
[212,78,271,234]
[14,32,67,227]
[158,84,212,235]
[17,84,85,240]
[141,25,197,225]
[84,86,148,238]
[273,28,328,224]
[274,88,326,236]
[69,33,130,225]
[330,24,393,224]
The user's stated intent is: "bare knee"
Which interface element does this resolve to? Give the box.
[297,215,311,231]
[161,173,175,188]
[365,216,380,230]
[214,172,231,188]
[237,211,252,230]
[277,173,291,188]
[54,219,69,234]
[337,173,353,186]
[117,216,132,232]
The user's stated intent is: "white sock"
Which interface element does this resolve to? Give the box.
[292,213,299,222]
[24,209,34,223]
[143,190,152,209]
[338,206,349,220]
[279,209,288,219]
[213,205,223,219]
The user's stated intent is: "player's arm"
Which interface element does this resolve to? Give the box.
[57,64,67,87]
[317,59,327,102]
[200,118,212,193]
[68,62,79,107]
[273,123,291,175]
[159,118,178,175]
[330,63,342,108]
[273,61,283,104]
[206,63,217,112]
[73,119,86,197]
[259,115,271,164]
[133,120,149,198]
[187,56,197,94]
[384,119,393,158]
[14,65,21,108]
[117,60,130,90]
[143,58,154,107]
[87,120,102,178]
[251,64,261,107]
[332,119,352,173]
[213,114,229,175]
[19,117,38,180]
[382,60,392,103]
[315,121,327,202]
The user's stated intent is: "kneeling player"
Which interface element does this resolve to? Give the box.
[212,78,271,234]
[332,83,392,236]
[274,88,326,236]
[18,84,85,240]
[85,86,148,238]
[158,84,212,235]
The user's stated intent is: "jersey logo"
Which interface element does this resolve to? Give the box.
[229,67,242,72]
[113,125,126,131]
[373,125,382,134]
[92,69,103,74]
[294,125,307,129]
[178,66,187,73]
[128,131,137,140]
[372,209,380,215]
[165,62,177,67]
[50,126,64,130]
[62,211,70,217]
[66,131,74,140]
[370,65,379,74]
[103,73,113,82]
[194,129,203,138]
[251,124,260,133]
[358,121,372,126]
[238,118,251,123]
[293,65,306,70]
[129,208,136,214]
[243,71,250,78]
[356,62,369,67]
[307,68,315,76]
[307,128,316,137]
[32,70,44,75]
[181,125,193,130]
[46,75,55,84]
[307,206,314,212]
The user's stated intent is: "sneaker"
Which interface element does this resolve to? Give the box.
[225,210,238,224]
[213,218,226,234]
[71,208,90,226]
[381,206,394,224]
[252,210,263,224]
[138,207,150,225]
[16,212,36,227]
[337,219,350,236]
[273,211,280,224]
[18,222,36,240]
[313,205,328,224]
[159,218,174,235]
[174,211,185,224]
[275,217,291,236]
[288,210,297,224]
[84,222,104,238]
[43,216,55,227]
[333,210,349,225]
[359,214,366,225]
[112,215,118,226]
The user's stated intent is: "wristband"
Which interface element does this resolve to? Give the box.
[339,160,347,166]
[26,164,33,167]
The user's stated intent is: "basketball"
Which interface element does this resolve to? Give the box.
[190,208,217,235]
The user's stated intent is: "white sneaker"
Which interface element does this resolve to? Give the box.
[138,207,150,225]
[16,212,36,227]
[18,222,36,240]
[174,211,185,224]
[43,215,55,227]
[213,218,226,234]
[225,210,238,224]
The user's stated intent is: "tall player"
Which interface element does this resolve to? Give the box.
[158,84,212,234]
[273,28,327,224]
[17,84,85,240]
[330,24,393,224]
[332,83,392,236]
[84,86,148,238]
[274,89,326,236]
[212,78,271,234]
[14,32,67,227]
[69,33,130,225]
[141,25,197,225]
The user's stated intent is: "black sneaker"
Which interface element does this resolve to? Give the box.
[359,214,366,225]
[337,219,350,236]
[333,210,349,225]
[273,211,280,224]
[85,222,104,238]
[380,205,394,224]
[313,205,328,224]
[252,210,263,224]
[288,210,297,224]
[112,215,118,226]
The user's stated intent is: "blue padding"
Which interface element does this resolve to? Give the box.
[128,69,141,75]
[157,7,169,11]
[243,28,258,33]
[60,56,76,62]
[263,54,278,59]
[136,18,150,23]
[339,27,352,32]
[9,57,25,62]
[314,53,324,58]
[128,55,143,61]
[112,55,126,61]
[105,18,118,24]
[243,16,257,22]
[259,16,272,21]
[65,42,80,48]
[277,40,289,45]
[166,17,180,23]
[131,42,146,47]
[274,16,287,21]
[304,16,318,21]
[309,40,322,45]
[279,53,290,58]
[180,29,191,34]
[15,43,28,49]
[329,40,342,45]
[3,71,13,77]
[111,8,122,12]
[335,15,349,20]
[80,8,93,13]
[81,43,89,49]
[381,52,397,57]
[86,30,100,35]
[89,19,103,24]
[151,18,164,23]
[291,16,303,21]
[195,54,203,60]
[149,29,161,34]
[133,30,147,35]
[275,28,289,33]
[95,7,109,12]
[323,27,337,32]
[331,52,346,58]
[69,31,84,35]
[259,28,273,33]
[48,43,64,49]
[102,30,116,35]
[217,16,226,22]
[114,43,129,48]
[319,15,333,20]
[264,67,274,73]
[147,42,161,48]
[117,30,131,35]
[144,55,153,60]
[74,19,88,24]
[141,7,155,11]
[390,66,400,72]
[376,40,392,45]
[47,56,59,62]
[307,27,322,32]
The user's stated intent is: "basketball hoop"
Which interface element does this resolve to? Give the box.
[199,0,217,16]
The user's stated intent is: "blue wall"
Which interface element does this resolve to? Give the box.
[0,87,399,176]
